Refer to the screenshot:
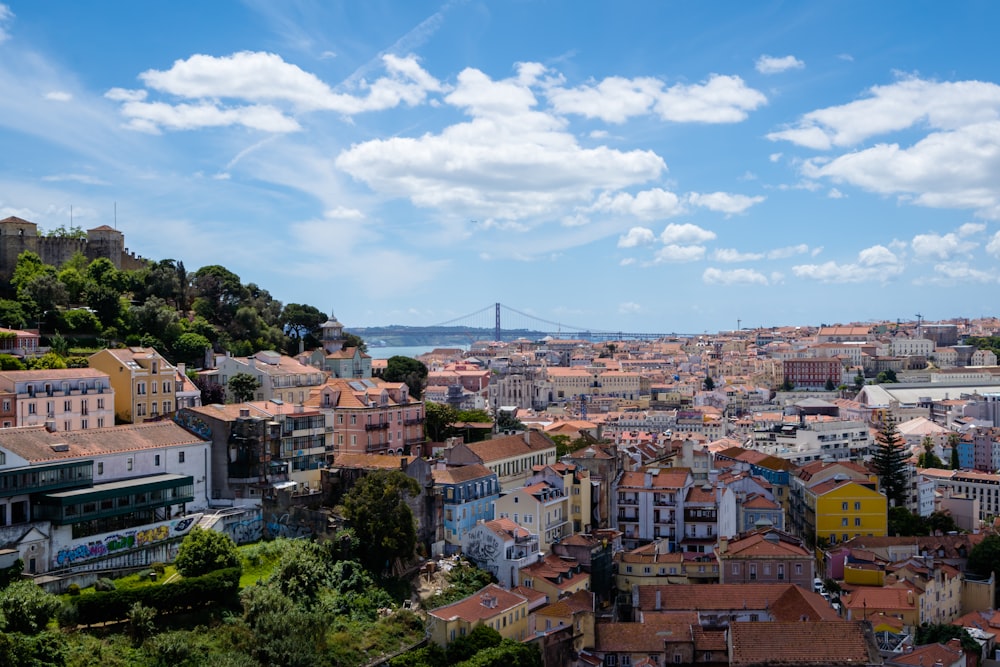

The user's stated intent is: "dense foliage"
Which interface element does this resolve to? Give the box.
[342,470,421,572]
[384,356,429,399]
[872,417,908,507]
[174,527,241,577]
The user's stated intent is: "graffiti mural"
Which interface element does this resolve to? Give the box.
[264,512,314,540]
[53,513,203,568]
[223,515,263,544]
[174,410,212,440]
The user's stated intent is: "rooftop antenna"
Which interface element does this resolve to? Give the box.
[915,313,923,338]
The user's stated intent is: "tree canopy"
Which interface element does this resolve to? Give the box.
[384,356,428,399]
[173,527,241,577]
[228,372,261,403]
[342,470,420,572]
[872,417,908,508]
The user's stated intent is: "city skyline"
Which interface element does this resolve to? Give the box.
[2,2,1000,333]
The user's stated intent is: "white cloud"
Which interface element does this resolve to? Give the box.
[703,267,769,285]
[589,188,683,220]
[110,52,445,133]
[546,73,766,124]
[0,3,11,43]
[40,173,109,186]
[655,244,705,263]
[911,232,977,260]
[618,227,656,248]
[712,248,764,262]
[769,152,783,163]
[958,222,986,236]
[755,55,805,75]
[689,191,765,215]
[932,261,998,283]
[792,244,903,283]
[985,231,1000,258]
[619,257,636,266]
[768,77,1000,149]
[336,66,667,224]
[618,301,642,314]
[827,188,845,199]
[660,222,716,245]
[767,243,810,259]
[44,91,72,102]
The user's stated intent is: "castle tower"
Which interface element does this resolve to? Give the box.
[0,217,40,280]
[85,225,125,268]
[320,313,346,354]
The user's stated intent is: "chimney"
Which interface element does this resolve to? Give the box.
[523,430,530,445]
[906,590,914,605]
[177,362,186,376]
[400,457,407,470]
[719,537,728,554]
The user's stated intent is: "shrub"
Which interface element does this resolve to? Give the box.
[56,601,79,628]
[151,562,166,575]
[95,577,116,592]
[67,583,81,596]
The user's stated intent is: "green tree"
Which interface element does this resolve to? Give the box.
[876,369,898,384]
[967,534,1000,582]
[915,624,980,653]
[917,436,945,469]
[342,470,420,572]
[27,352,67,370]
[0,580,60,634]
[457,639,542,667]
[888,506,926,537]
[703,376,715,391]
[853,371,865,390]
[343,332,367,353]
[447,625,502,664]
[267,540,336,608]
[0,354,25,371]
[127,602,157,647]
[872,416,908,508]
[280,303,325,347]
[780,378,794,391]
[384,356,428,399]
[425,401,458,442]
[174,527,241,577]
[172,332,211,368]
[824,377,836,391]
[0,299,29,330]
[228,372,261,403]
[948,432,961,469]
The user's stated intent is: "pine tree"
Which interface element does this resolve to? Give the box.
[872,416,908,507]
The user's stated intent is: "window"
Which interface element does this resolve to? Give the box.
[97,462,104,475]
[841,518,849,527]
[1,400,8,411]
[732,564,739,575]
[137,382,146,395]
[841,502,848,510]
[28,404,36,415]
[97,418,105,428]
[163,401,171,413]
[855,518,862,527]
[179,451,185,464]
[136,403,146,417]
[795,563,803,575]
[63,400,71,412]
[155,455,161,466]
[127,457,133,471]
[97,398,105,409]
[854,502,861,510]
[163,381,171,393]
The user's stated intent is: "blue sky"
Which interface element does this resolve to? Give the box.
[2,1,1000,335]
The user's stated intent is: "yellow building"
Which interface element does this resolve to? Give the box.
[428,584,530,647]
[89,347,178,424]
[810,478,887,547]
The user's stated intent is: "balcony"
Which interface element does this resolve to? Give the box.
[364,422,390,431]
[618,495,639,506]
[404,417,425,425]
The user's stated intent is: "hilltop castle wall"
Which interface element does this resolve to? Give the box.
[0,217,148,279]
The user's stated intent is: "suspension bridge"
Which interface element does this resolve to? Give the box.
[349,303,698,345]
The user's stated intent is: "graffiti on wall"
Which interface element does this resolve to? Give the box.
[264,512,314,540]
[174,410,212,440]
[53,514,201,568]
[223,514,263,544]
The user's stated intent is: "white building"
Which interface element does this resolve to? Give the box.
[752,419,872,465]
[919,468,1000,524]
[463,517,541,588]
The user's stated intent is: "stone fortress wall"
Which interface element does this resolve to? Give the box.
[0,216,147,279]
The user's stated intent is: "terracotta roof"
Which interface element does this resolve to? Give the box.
[729,620,878,666]
[331,453,415,470]
[594,614,699,652]
[618,468,692,490]
[889,642,962,667]
[636,584,838,621]
[428,584,527,622]
[432,463,495,485]
[0,368,107,383]
[464,431,555,463]
[0,422,206,462]
[720,530,811,559]
[842,586,917,612]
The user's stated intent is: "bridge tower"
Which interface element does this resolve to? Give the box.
[495,302,501,342]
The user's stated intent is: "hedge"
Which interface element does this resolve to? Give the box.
[74,567,241,625]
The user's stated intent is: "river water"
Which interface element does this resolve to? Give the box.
[367,345,468,359]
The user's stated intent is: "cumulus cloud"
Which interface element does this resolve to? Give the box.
[755,55,805,74]
[985,231,1000,258]
[791,244,903,283]
[932,261,998,283]
[768,77,1000,149]
[958,222,986,236]
[336,65,667,223]
[688,191,765,215]
[110,51,445,133]
[546,73,766,124]
[618,227,656,248]
[911,231,977,260]
[659,222,716,245]
[703,267,770,285]
[589,188,683,220]
[712,248,764,262]
[655,244,705,263]
[619,301,642,314]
